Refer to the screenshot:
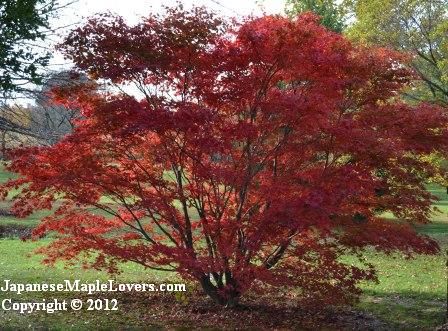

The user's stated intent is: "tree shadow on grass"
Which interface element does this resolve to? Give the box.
[358,289,446,330]
[0,289,396,330]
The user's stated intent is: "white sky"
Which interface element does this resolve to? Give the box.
[48,0,286,68]
[59,0,285,25]
[16,0,286,105]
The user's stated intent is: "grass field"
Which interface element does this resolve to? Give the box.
[354,184,447,330]
[0,169,446,329]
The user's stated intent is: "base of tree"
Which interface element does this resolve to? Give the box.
[103,290,390,330]
[199,276,241,308]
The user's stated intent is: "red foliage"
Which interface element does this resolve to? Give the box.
[2,7,448,306]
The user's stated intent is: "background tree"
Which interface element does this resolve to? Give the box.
[0,71,88,152]
[285,0,346,32]
[29,70,88,145]
[345,0,448,190]
[0,0,78,149]
[346,0,448,105]
[0,103,33,157]
[0,0,58,97]
[2,8,448,307]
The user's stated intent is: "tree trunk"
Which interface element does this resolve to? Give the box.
[0,130,6,160]
[199,275,240,308]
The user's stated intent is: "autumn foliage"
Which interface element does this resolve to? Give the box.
[2,6,448,306]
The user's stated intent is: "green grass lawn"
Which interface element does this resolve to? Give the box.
[353,184,448,330]
[0,167,446,329]
[356,250,445,329]
[0,239,184,330]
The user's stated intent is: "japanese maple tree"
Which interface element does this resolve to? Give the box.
[2,6,448,307]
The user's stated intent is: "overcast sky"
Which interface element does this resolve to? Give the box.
[17,0,286,105]
[48,0,286,68]
[57,0,285,27]
[73,0,285,21]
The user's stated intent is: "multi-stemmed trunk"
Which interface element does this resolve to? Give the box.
[199,274,241,308]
